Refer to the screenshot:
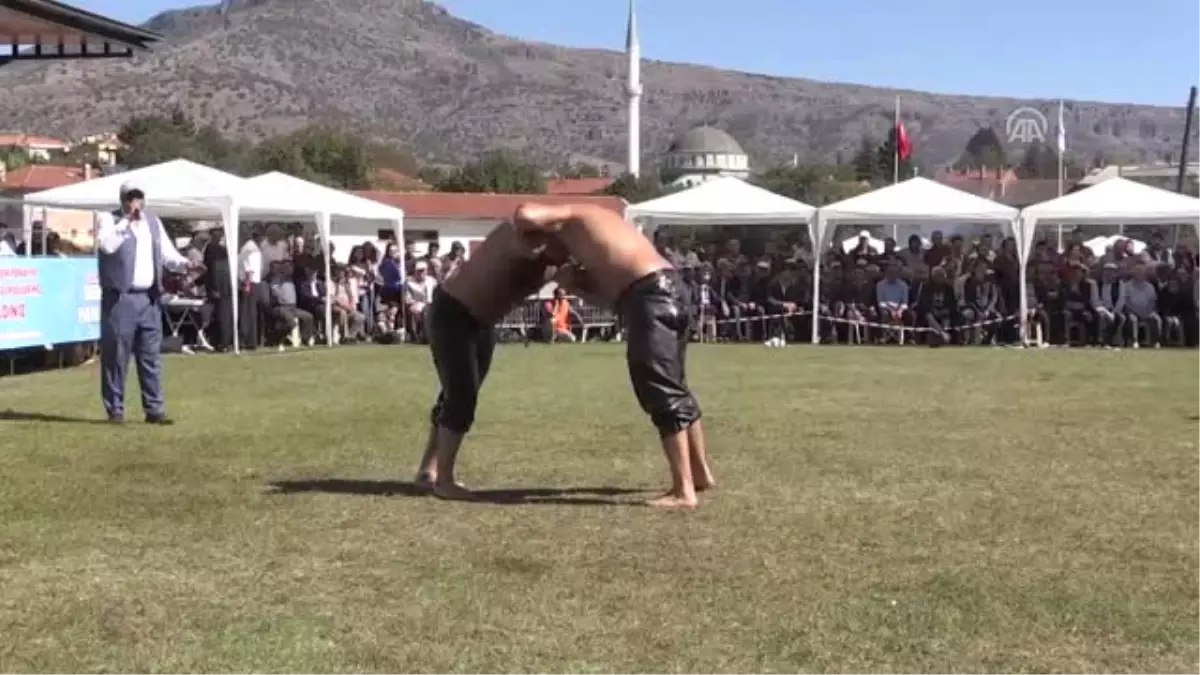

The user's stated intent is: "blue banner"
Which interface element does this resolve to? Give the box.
[0,257,101,350]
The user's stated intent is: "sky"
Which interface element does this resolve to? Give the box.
[74,0,1199,107]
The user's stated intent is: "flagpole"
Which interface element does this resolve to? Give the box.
[890,95,901,242]
[893,95,900,185]
[1056,99,1065,251]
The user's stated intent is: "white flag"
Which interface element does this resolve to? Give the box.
[1057,101,1066,154]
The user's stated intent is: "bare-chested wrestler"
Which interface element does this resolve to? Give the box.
[413,221,562,500]
[514,202,716,509]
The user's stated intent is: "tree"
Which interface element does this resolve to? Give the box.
[876,126,917,183]
[753,164,866,205]
[249,125,372,189]
[554,163,602,179]
[600,172,677,203]
[851,136,880,184]
[117,109,208,168]
[0,145,29,172]
[432,151,545,194]
[956,127,1007,173]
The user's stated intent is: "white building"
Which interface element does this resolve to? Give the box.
[659,126,752,188]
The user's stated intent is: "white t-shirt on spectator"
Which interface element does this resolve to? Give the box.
[261,239,290,268]
[405,276,438,305]
[238,240,262,283]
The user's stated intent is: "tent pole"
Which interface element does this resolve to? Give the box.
[226,201,241,355]
[321,213,334,347]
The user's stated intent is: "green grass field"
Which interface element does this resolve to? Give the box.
[0,344,1196,673]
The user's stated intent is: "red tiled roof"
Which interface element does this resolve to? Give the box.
[0,133,70,148]
[0,164,86,191]
[371,167,431,191]
[354,191,627,219]
[546,177,615,195]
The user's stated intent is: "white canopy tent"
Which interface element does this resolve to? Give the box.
[246,171,406,346]
[813,178,1020,343]
[24,159,325,352]
[626,176,817,235]
[1018,177,1200,257]
[1082,235,1147,258]
[1017,177,1200,342]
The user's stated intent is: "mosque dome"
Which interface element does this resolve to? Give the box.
[660,126,751,187]
[667,127,747,156]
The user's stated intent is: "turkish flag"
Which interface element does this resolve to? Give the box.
[896,122,913,161]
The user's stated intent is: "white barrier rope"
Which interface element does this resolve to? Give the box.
[704,310,1018,334]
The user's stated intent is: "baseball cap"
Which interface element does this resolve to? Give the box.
[119,180,144,199]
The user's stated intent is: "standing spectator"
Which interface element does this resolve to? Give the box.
[442,241,466,279]
[899,234,925,268]
[543,286,579,343]
[691,265,720,341]
[424,241,444,280]
[238,230,266,350]
[1116,264,1162,348]
[260,224,290,269]
[378,242,406,329]
[200,229,235,351]
[1146,231,1172,264]
[96,181,197,424]
[924,230,950,267]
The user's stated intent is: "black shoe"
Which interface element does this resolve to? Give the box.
[144,414,174,426]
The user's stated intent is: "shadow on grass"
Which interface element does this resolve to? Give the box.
[0,409,112,425]
[267,479,647,506]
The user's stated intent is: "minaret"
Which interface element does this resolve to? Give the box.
[625,0,642,178]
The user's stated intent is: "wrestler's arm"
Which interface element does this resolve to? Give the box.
[555,263,608,307]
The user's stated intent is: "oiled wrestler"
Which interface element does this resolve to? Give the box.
[514,203,715,509]
[414,222,561,500]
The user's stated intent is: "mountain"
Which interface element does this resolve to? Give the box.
[0,0,1193,170]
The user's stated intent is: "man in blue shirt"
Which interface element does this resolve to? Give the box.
[874,261,912,341]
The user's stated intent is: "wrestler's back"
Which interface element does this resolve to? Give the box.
[561,215,671,303]
[441,223,547,324]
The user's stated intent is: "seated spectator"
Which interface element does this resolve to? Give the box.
[1025,267,1049,346]
[1115,264,1162,348]
[1156,271,1192,346]
[268,262,315,347]
[1060,263,1096,346]
[918,266,957,346]
[841,265,878,342]
[959,262,1002,345]
[766,262,804,342]
[874,261,912,342]
[1091,262,1126,346]
[745,260,773,341]
[924,230,950,268]
[544,286,579,343]
[329,266,366,343]
[404,260,438,340]
[1034,264,1066,343]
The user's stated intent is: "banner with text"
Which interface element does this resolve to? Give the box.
[0,258,101,350]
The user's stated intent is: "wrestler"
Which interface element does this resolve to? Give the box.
[514,202,715,509]
[413,221,562,500]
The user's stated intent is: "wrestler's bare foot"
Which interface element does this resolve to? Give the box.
[432,480,476,501]
[415,472,467,494]
[645,491,698,509]
[694,474,717,492]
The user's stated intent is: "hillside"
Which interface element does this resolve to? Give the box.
[0,0,1193,169]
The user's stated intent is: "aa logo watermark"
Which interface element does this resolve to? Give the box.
[1006,107,1048,144]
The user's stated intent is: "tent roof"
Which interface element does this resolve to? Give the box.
[1020,176,1200,226]
[246,172,405,225]
[22,159,317,220]
[818,177,1019,227]
[626,176,815,225]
